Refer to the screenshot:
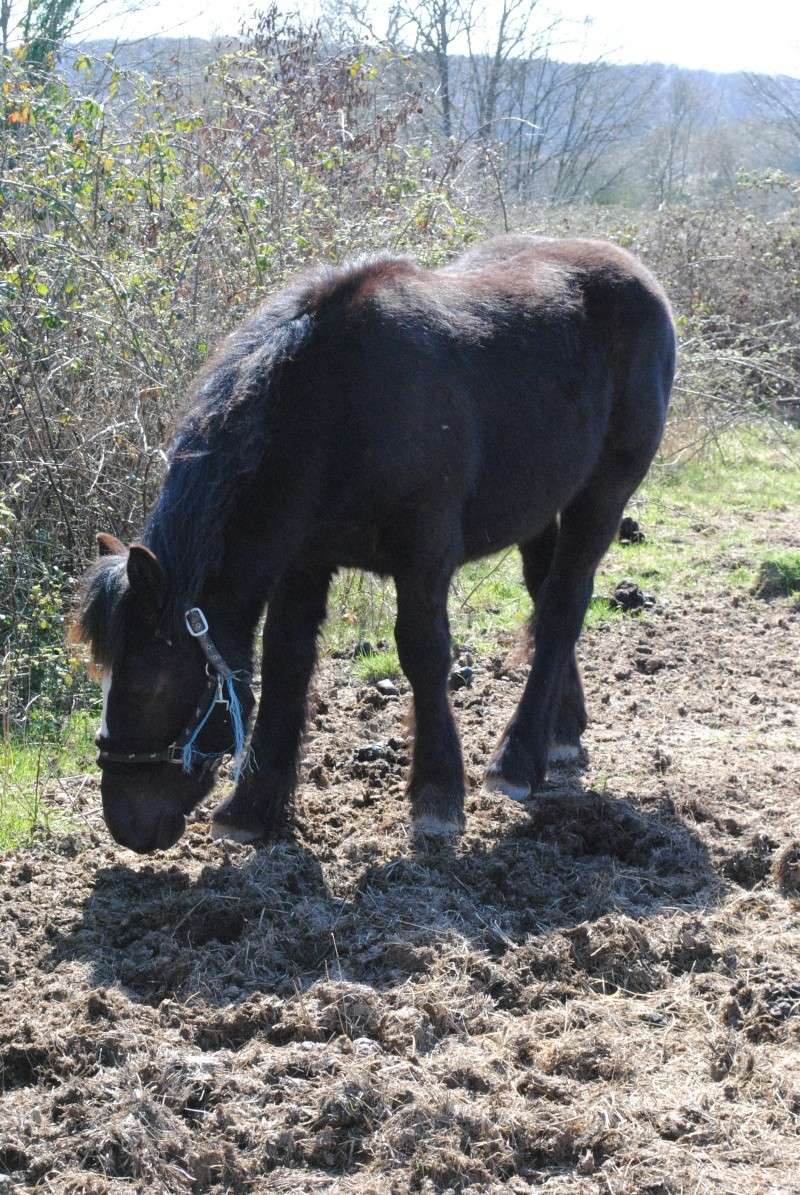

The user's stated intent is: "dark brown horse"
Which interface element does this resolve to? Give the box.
[71,235,675,854]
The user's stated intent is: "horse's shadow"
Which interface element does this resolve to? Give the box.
[50,780,719,1010]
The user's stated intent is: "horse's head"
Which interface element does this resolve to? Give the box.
[70,533,254,854]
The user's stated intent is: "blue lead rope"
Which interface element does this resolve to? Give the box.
[225,673,249,780]
[180,673,250,781]
[181,606,253,782]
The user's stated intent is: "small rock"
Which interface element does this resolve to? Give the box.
[355,742,389,762]
[352,1036,383,1056]
[353,640,375,658]
[375,679,399,697]
[636,655,666,675]
[449,665,473,691]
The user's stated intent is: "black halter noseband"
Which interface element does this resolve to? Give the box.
[96,607,253,769]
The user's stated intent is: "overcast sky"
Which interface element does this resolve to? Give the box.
[64,0,800,77]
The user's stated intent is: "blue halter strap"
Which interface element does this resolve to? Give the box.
[96,606,252,779]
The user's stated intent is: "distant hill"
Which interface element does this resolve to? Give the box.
[58,35,799,200]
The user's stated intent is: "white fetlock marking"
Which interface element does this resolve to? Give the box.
[549,742,581,763]
[412,814,462,838]
[210,821,261,844]
[484,771,531,802]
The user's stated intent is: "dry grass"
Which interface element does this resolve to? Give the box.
[2,503,800,1193]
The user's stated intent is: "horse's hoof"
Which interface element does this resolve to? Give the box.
[409,784,465,838]
[210,820,263,844]
[548,741,581,764]
[484,765,531,802]
[412,812,463,838]
[210,794,265,843]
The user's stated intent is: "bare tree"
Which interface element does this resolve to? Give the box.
[746,72,800,163]
[644,70,711,205]
[393,0,466,137]
[490,55,654,203]
[462,0,552,137]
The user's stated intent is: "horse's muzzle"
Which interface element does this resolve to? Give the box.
[101,782,187,854]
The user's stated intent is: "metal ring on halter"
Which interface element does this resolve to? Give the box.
[185,607,209,638]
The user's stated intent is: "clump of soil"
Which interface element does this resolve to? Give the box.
[618,516,646,545]
[773,840,800,896]
[608,578,656,612]
[752,554,800,599]
[2,565,800,1193]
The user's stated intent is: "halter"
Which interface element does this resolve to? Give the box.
[96,607,253,777]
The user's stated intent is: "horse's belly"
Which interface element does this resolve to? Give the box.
[461,494,566,559]
[461,418,602,557]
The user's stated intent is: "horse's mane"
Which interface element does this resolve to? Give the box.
[142,256,414,614]
[69,254,418,651]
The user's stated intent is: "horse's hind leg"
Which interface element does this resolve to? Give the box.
[519,522,587,765]
[212,566,331,842]
[394,561,465,836]
[485,465,646,801]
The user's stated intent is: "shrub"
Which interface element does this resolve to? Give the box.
[0,10,479,726]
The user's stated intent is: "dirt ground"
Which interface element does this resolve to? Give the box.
[2,549,800,1192]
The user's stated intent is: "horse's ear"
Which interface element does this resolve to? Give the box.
[126,544,166,622]
[96,532,126,557]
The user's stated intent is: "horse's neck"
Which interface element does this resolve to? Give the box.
[197,581,264,667]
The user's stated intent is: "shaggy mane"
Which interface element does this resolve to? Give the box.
[142,255,414,612]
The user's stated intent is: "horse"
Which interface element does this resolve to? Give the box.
[70,234,675,854]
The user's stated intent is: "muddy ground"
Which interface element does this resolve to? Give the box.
[2,561,800,1193]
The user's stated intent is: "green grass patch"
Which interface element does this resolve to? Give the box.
[0,711,96,851]
[652,425,800,515]
[352,648,402,684]
[599,425,800,599]
[752,551,800,599]
[585,596,624,628]
[727,564,757,590]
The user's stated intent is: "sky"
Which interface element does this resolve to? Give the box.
[49,0,800,78]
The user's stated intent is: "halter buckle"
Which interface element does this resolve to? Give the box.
[185,607,209,638]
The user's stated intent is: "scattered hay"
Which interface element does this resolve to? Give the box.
[2,585,800,1192]
[773,840,800,897]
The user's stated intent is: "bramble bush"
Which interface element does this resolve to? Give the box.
[0,10,479,728]
[1,7,798,733]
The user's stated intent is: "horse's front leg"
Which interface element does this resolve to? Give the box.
[394,563,465,836]
[211,567,331,842]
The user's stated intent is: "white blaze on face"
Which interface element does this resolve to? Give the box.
[100,668,112,738]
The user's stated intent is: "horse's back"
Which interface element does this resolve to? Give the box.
[274,238,674,566]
